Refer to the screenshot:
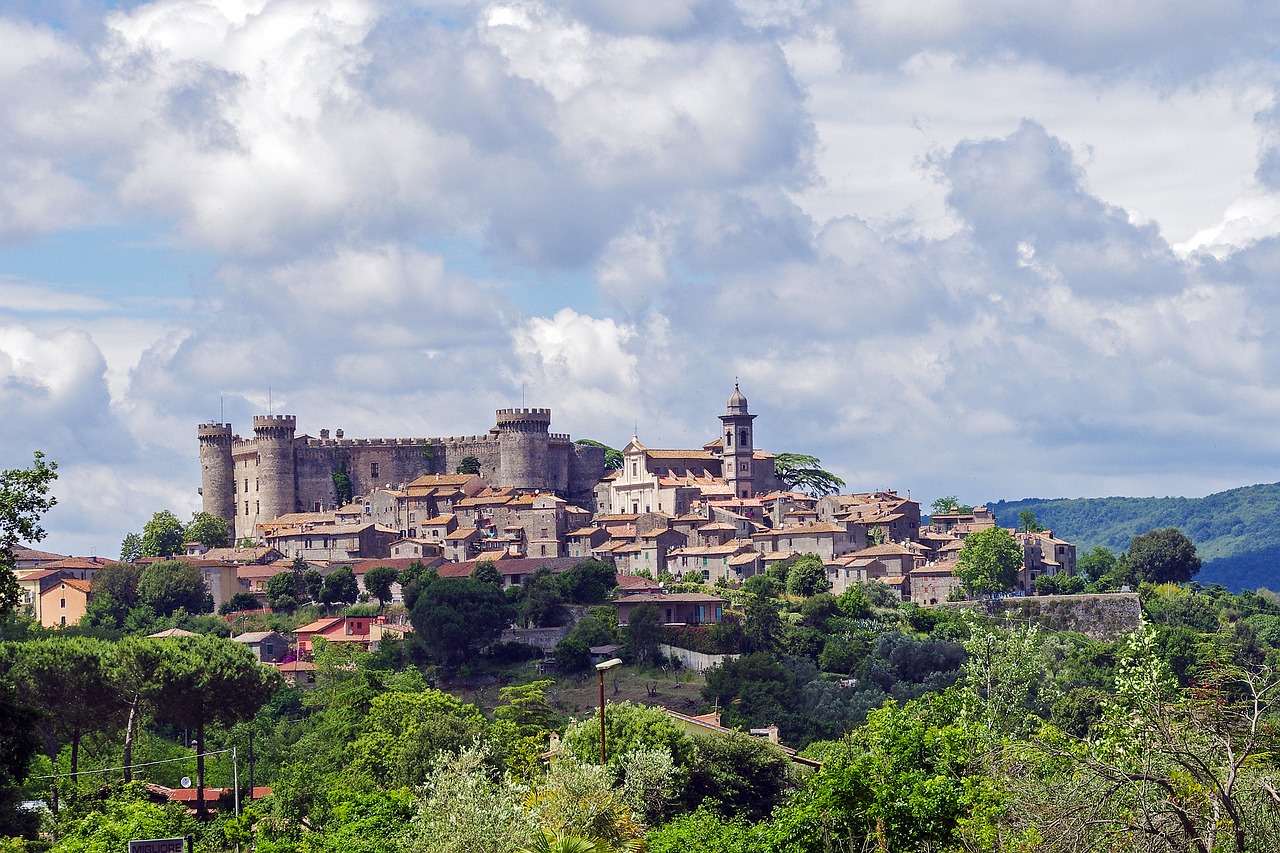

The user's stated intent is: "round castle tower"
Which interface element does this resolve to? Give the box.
[197,423,234,527]
[495,408,551,491]
[254,415,298,523]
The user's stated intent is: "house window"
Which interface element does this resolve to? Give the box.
[371,462,380,479]
[244,479,249,492]
[726,430,732,446]
[256,501,260,515]
[60,598,66,608]
[264,644,273,656]
[255,478,259,491]
[632,462,638,477]
[245,501,250,515]
[740,429,749,445]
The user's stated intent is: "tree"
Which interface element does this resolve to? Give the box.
[183,510,230,548]
[681,732,795,822]
[0,671,41,839]
[772,453,845,497]
[85,561,145,628]
[1018,509,1045,533]
[11,638,120,789]
[742,595,782,653]
[332,469,353,506]
[456,455,482,475]
[955,526,1022,598]
[1127,527,1202,584]
[411,576,514,667]
[364,565,399,608]
[523,567,569,628]
[119,531,143,562]
[558,560,616,604]
[148,634,277,816]
[1004,631,1280,852]
[471,560,503,586]
[1076,545,1117,582]
[929,495,972,515]
[785,554,831,597]
[322,566,359,608]
[575,439,624,470]
[623,604,663,666]
[137,559,208,616]
[0,451,58,616]
[220,591,261,614]
[266,570,299,612]
[140,510,185,558]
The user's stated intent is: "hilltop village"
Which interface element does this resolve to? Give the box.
[13,387,1279,853]
[18,385,1080,629]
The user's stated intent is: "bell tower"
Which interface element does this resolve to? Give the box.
[719,383,757,498]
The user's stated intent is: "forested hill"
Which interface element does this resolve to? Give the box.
[988,482,1280,592]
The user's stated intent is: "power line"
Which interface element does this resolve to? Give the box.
[30,748,234,781]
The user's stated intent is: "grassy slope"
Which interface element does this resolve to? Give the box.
[988,482,1280,592]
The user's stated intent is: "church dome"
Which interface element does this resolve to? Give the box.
[726,383,749,414]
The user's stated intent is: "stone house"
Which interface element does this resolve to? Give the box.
[232,630,289,663]
[750,522,859,562]
[614,593,727,626]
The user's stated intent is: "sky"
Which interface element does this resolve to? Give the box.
[5,0,1280,558]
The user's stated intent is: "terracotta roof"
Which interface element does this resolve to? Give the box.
[407,473,482,488]
[231,631,282,643]
[616,574,662,591]
[148,627,198,638]
[293,617,345,634]
[348,556,445,575]
[40,557,109,570]
[277,659,317,672]
[56,578,93,593]
[617,593,728,604]
[855,543,917,556]
[646,449,717,461]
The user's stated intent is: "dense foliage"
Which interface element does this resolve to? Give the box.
[990,483,1280,590]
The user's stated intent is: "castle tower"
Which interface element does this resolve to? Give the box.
[495,408,552,491]
[254,415,298,526]
[719,384,757,498]
[197,423,234,528]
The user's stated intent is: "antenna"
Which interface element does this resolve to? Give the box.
[220,395,224,423]
[268,386,272,415]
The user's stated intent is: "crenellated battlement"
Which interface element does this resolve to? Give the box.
[254,414,297,431]
[496,408,552,424]
[198,423,233,440]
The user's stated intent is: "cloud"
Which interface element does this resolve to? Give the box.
[820,0,1280,79]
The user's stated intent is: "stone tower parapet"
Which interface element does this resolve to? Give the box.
[198,423,234,528]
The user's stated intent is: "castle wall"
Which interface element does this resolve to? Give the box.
[205,408,606,541]
[569,442,606,510]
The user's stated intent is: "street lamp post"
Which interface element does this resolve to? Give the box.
[595,658,623,764]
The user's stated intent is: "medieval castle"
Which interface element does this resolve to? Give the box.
[198,408,606,541]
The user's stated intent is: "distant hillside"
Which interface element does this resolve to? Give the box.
[988,483,1280,592]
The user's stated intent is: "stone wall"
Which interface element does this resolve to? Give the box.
[659,643,740,672]
[501,625,571,652]
[945,593,1141,640]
